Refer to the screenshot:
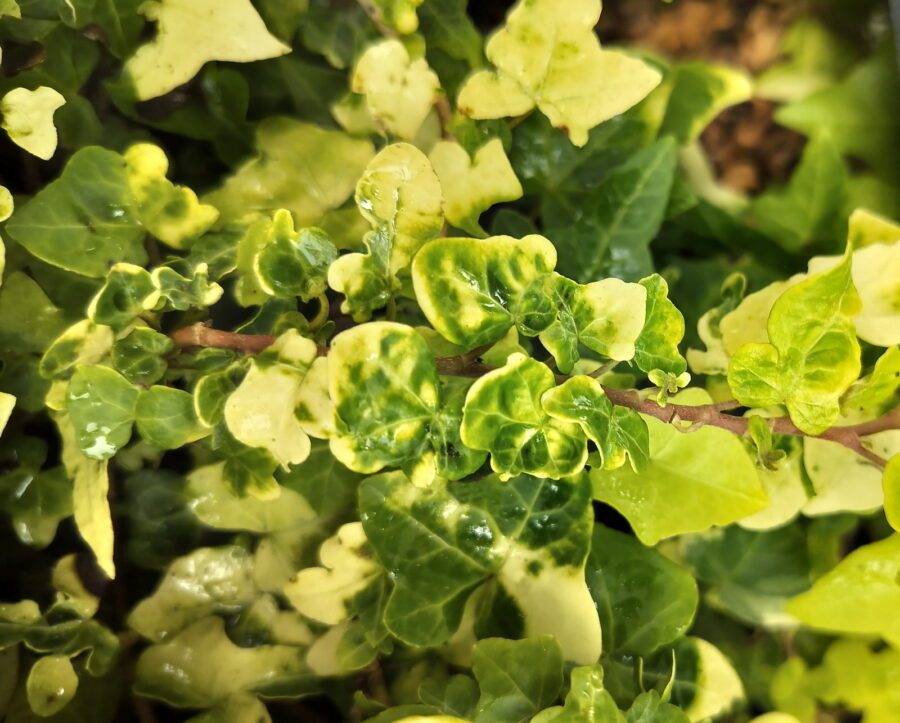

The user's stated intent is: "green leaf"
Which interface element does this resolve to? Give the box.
[128,546,257,642]
[66,366,139,460]
[26,655,78,716]
[461,353,586,480]
[60,0,145,58]
[586,524,697,657]
[360,471,601,662]
[775,46,900,182]
[0,86,65,160]
[87,264,159,330]
[532,665,624,723]
[625,691,689,723]
[682,524,813,627]
[633,274,689,379]
[591,389,766,545]
[542,376,649,472]
[550,139,678,284]
[429,377,488,481]
[419,0,483,86]
[134,617,316,708]
[457,0,661,146]
[471,636,563,722]
[0,466,72,548]
[658,63,753,144]
[728,252,862,434]
[254,210,337,301]
[786,534,900,648]
[329,143,443,320]
[206,118,374,226]
[429,139,522,236]
[326,322,441,479]
[418,675,479,719]
[351,39,439,140]
[412,234,557,348]
[746,136,847,252]
[5,148,146,278]
[123,143,220,249]
[843,346,900,416]
[186,693,272,723]
[223,330,319,469]
[135,386,205,450]
[123,0,290,100]
[367,0,423,34]
[111,327,173,386]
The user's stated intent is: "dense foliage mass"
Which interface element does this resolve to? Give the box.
[0,0,899,720]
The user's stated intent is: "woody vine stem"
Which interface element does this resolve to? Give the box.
[171,323,897,468]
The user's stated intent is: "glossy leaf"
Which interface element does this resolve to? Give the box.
[26,655,78,716]
[532,665,623,723]
[457,0,661,146]
[413,234,557,348]
[136,386,205,450]
[461,353,586,480]
[66,366,139,460]
[633,274,689,380]
[542,376,649,472]
[329,144,443,319]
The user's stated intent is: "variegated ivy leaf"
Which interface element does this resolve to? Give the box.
[843,346,900,417]
[728,252,862,435]
[368,0,424,34]
[517,274,647,374]
[39,320,115,381]
[328,322,485,483]
[253,210,338,301]
[1,86,65,160]
[328,143,443,320]
[461,353,586,480]
[112,327,174,386]
[57,415,115,578]
[412,234,557,349]
[591,389,767,546]
[283,522,378,626]
[808,232,900,348]
[456,0,661,146]
[351,39,440,140]
[633,274,689,386]
[223,330,319,470]
[0,183,12,222]
[885,455,900,532]
[123,143,219,249]
[206,118,374,226]
[786,534,900,648]
[128,546,257,642]
[135,386,207,450]
[0,392,15,437]
[134,617,316,709]
[88,263,222,330]
[848,207,900,248]
[429,139,523,237]
[542,376,649,472]
[359,470,601,663]
[66,365,140,460]
[531,665,621,723]
[123,0,291,100]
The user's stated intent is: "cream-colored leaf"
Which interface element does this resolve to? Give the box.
[124,0,290,100]
[0,86,65,160]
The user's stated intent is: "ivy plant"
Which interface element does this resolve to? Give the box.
[0,0,899,721]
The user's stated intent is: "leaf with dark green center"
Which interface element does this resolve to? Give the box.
[136,386,206,450]
[542,376,649,472]
[413,234,558,349]
[254,210,337,301]
[461,353,586,480]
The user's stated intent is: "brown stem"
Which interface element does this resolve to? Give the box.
[169,325,898,468]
